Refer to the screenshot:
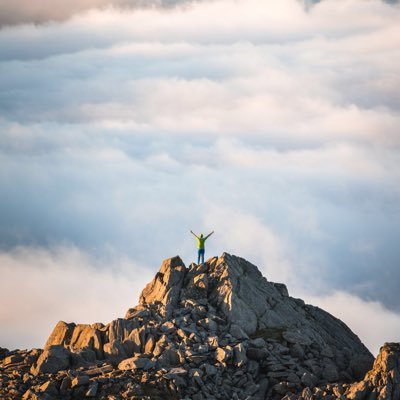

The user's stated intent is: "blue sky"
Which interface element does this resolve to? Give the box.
[0,0,399,354]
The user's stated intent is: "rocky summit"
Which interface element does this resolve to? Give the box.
[1,253,399,400]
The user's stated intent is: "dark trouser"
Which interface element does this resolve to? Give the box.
[198,248,205,264]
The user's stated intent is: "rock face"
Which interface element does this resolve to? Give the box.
[139,255,186,318]
[0,253,397,400]
[343,342,400,400]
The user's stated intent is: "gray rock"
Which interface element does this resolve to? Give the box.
[139,256,186,317]
[273,382,289,395]
[349,354,374,380]
[301,372,318,388]
[247,359,260,376]
[39,381,58,396]
[103,339,127,362]
[4,354,23,365]
[59,376,72,395]
[233,343,247,367]
[85,381,98,397]
[323,364,339,382]
[254,378,269,400]
[207,336,219,350]
[0,347,9,360]
[302,387,313,400]
[215,347,231,364]
[166,367,187,376]
[230,324,249,340]
[30,345,70,376]
[144,334,155,354]
[287,372,301,384]
[71,375,90,388]
[290,343,305,359]
[321,345,334,358]
[126,327,144,353]
[247,347,268,361]
[161,321,175,334]
[250,338,266,348]
[118,356,155,370]
[198,318,218,332]
[282,329,312,346]
[345,343,400,400]
[157,347,181,368]
[45,321,103,359]
[205,364,218,376]
[272,282,289,297]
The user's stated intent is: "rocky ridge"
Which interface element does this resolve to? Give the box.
[0,253,399,400]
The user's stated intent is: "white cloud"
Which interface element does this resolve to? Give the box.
[0,246,153,349]
[203,205,293,283]
[301,291,400,356]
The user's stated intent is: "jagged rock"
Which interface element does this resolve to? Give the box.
[118,355,155,370]
[250,338,266,348]
[59,376,72,395]
[144,334,155,353]
[233,343,247,367]
[71,374,90,388]
[301,387,313,400]
[323,363,339,382]
[157,346,182,368]
[103,339,127,363]
[45,321,103,358]
[204,364,218,376]
[85,381,98,397]
[290,343,305,359]
[39,381,58,396]
[230,324,249,340]
[139,255,186,317]
[215,347,231,364]
[350,353,376,380]
[301,371,318,388]
[126,327,144,353]
[0,347,9,360]
[30,345,70,375]
[44,321,73,348]
[164,367,188,381]
[282,329,312,346]
[4,354,23,365]
[207,335,219,350]
[345,342,400,400]
[247,347,268,360]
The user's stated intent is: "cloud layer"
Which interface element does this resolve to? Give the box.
[0,0,200,27]
[1,0,399,351]
[0,246,152,349]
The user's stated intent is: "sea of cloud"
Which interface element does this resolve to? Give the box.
[0,0,399,352]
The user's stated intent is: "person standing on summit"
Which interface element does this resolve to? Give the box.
[190,230,214,264]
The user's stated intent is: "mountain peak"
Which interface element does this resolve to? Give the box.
[5,253,398,400]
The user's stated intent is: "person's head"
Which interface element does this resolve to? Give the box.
[200,233,203,238]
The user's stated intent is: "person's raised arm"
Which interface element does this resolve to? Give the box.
[190,230,199,239]
[206,230,214,239]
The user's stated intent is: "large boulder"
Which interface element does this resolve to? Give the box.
[139,255,186,317]
[345,342,400,400]
[45,321,103,359]
[206,254,372,362]
[30,345,70,376]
